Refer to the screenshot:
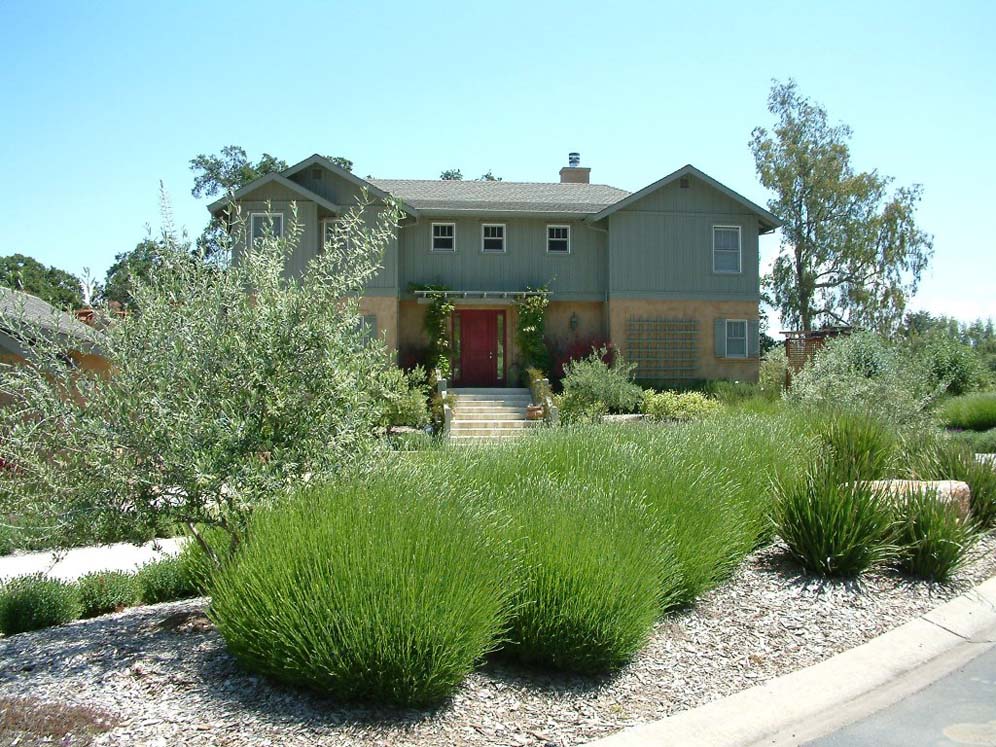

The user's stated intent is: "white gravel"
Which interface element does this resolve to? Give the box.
[0,538,185,582]
[1,532,994,747]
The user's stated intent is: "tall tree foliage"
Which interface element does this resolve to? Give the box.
[439,169,463,180]
[0,254,85,309]
[751,81,933,333]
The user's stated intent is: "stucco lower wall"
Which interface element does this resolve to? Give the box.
[358,296,398,353]
[607,298,760,382]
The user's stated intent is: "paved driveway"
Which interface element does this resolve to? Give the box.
[0,538,185,581]
[806,645,996,747]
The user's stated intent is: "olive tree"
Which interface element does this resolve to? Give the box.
[0,190,403,562]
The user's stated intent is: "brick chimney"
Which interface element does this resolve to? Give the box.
[559,152,590,184]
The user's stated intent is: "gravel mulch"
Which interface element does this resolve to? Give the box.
[1,532,994,747]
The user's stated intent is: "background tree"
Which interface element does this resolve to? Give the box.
[0,253,85,309]
[478,170,502,181]
[326,155,353,172]
[751,80,933,333]
[189,145,288,199]
[99,238,172,308]
[440,169,463,180]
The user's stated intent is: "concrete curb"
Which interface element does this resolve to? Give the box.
[584,576,996,747]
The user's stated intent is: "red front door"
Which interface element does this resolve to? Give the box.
[457,310,504,387]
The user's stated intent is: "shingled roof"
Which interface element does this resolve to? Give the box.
[366,179,630,214]
[0,287,102,345]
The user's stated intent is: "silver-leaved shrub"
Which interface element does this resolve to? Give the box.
[0,192,402,558]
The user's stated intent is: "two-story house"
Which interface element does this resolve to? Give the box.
[209,153,779,387]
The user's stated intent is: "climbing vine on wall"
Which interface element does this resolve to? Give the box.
[516,289,551,377]
[422,288,455,378]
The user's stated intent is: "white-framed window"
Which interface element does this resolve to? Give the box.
[250,212,284,245]
[431,222,456,253]
[322,218,352,252]
[547,225,570,254]
[359,314,378,345]
[725,319,748,358]
[713,225,742,273]
[481,223,506,253]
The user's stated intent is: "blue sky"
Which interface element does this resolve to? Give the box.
[1,0,993,321]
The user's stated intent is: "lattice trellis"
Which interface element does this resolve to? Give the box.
[625,317,699,382]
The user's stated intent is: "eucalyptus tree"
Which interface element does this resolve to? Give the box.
[751,81,933,333]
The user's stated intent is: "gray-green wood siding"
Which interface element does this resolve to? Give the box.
[237,174,398,290]
[231,168,763,302]
[607,176,760,299]
[398,218,606,299]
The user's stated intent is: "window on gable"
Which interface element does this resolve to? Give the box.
[726,319,747,358]
[322,219,351,252]
[250,212,284,245]
[481,224,505,253]
[431,223,456,253]
[713,226,742,273]
[547,225,570,254]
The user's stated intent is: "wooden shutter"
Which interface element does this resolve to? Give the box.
[714,319,726,358]
[748,320,760,358]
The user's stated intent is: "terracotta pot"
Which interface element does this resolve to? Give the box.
[526,404,544,420]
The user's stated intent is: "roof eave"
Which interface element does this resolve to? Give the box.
[413,207,605,220]
[206,173,345,217]
[585,164,782,230]
[281,154,420,218]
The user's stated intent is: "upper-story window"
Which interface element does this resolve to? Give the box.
[481,224,506,253]
[431,223,456,253]
[713,225,742,273]
[547,225,570,254]
[250,212,284,245]
[322,218,350,252]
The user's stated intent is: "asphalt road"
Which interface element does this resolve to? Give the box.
[805,644,996,747]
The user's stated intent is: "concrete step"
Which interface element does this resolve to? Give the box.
[451,388,530,396]
[451,410,529,421]
[451,420,533,431]
[452,397,532,406]
[449,425,537,437]
[450,433,532,443]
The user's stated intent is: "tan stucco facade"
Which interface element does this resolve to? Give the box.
[358,296,399,353]
[607,298,760,381]
[390,296,758,383]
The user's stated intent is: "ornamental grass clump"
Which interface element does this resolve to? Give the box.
[497,475,676,674]
[892,490,977,582]
[939,392,996,432]
[208,477,517,707]
[0,574,81,635]
[77,571,138,618]
[816,410,899,481]
[774,469,896,577]
[926,441,996,529]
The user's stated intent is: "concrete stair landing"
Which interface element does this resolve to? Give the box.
[448,388,536,442]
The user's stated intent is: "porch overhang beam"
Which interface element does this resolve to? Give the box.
[413,289,550,305]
